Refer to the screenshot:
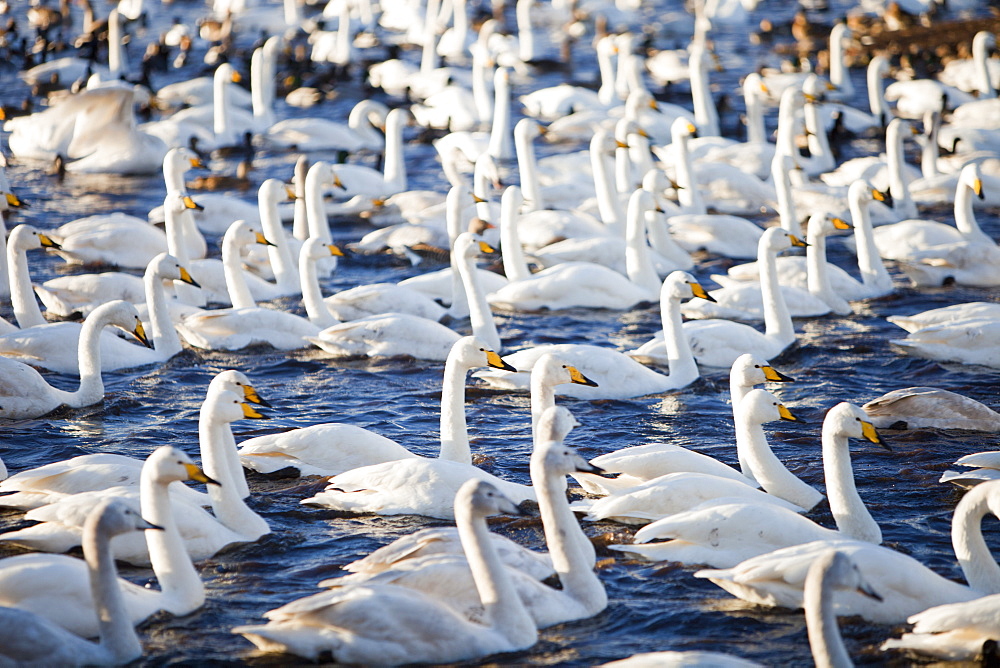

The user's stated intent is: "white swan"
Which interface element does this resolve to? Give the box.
[321,406,607,629]
[862,387,1000,431]
[431,66,514,166]
[6,224,63,328]
[882,591,1000,660]
[888,302,1000,333]
[234,480,538,664]
[0,301,150,420]
[890,318,1000,369]
[49,206,171,270]
[265,94,388,153]
[572,354,793,495]
[0,499,153,667]
[694,477,1000,624]
[238,335,515,475]
[328,108,409,198]
[0,386,270,564]
[0,446,215,638]
[175,220,320,351]
[300,354,597,519]
[307,232,496,361]
[609,402,888,564]
[478,270,710,400]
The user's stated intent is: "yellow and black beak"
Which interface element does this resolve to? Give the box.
[183,195,204,211]
[240,382,271,408]
[184,462,221,486]
[686,122,698,138]
[566,365,599,387]
[831,217,852,231]
[189,156,205,169]
[285,185,297,200]
[615,139,630,149]
[5,192,24,208]
[477,240,496,254]
[231,69,242,83]
[178,266,200,288]
[777,403,799,422]
[255,232,277,247]
[38,233,61,250]
[132,318,153,349]
[241,401,269,420]
[689,281,716,303]
[974,178,985,200]
[860,419,890,451]
[471,193,487,204]
[327,243,345,257]
[761,365,793,382]
[485,349,516,372]
[648,99,660,111]
[332,173,345,190]
[789,234,809,248]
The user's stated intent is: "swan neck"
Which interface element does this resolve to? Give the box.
[975,36,997,99]
[660,290,700,390]
[745,87,766,145]
[920,117,940,179]
[849,190,891,292]
[952,485,1000,593]
[500,189,532,282]
[222,232,257,309]
[458,246,500,351]
[144,265,182,357]
[822,426,881,543]
[250,48,274,127]
[214,69,230,139]
[804,556,853,668]
[954,175,988,241]
[383,113,407,191]
[515,0,535,63]
[305,167,333,244]
[773,160,798,233]
[867,63,886,120]
[84,517,142,661]
[259,188,298,292]
[758,241,794,342]
[592,138,622,231]
[141,467,204,610]
[438,356,471,464]
[514,123,543,211]
[673,130,705,213]
[9,238,46,328]
[596,41,616,105]
[300,251,337,328]
[472,53,494,125]
[690,52,719,136]
[804,100,834,173]
[487,73,513,160]
[624,194,660,296]
[885,123,915,219]
[72,309,109,405]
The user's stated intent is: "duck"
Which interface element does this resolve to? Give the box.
[609,402,889,564]
[478,270,712,400]
[0,301,150,420]
[307,233,498,361]
[694,477,1000,624]
[300,354,596,519]
[0,499,154,666]
[0,446,216,638]
[0,386,270,565]
[234,480,539,664]
[238,335,515,475]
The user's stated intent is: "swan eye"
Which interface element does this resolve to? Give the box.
[754,365,761,369]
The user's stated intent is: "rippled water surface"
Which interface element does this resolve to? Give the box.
[1,0,999,665]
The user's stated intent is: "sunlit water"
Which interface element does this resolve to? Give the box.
[1,0,999,665]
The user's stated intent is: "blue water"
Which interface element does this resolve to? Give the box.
[1,0,999,665]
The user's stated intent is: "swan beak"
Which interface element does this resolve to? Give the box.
[372,197,386,207]
[241,402,269,420]
[648,99,659,112]
[183,196,204,211]
[857,580,883,602]
[38,233,61,250]
[231,70,242,83]
[332,173,345,190]
[777,404,799,422]
[578,460,608,476]
[138,518,164,531]
[5,193,24,208]
[689,281,716,303]
[686,122,698,138]
[825,81,837,91]
[759,82,770,95]
[183,462,221,486]
[240,383,271,407]
[471,193,487,204]
[485,349,516,372]
[327,244,345,257]
[831,217,852,231]
[477,240,497,254]
[178,266,201,288]
[536,123,549,136]
[803,92,818,103]
[255,232,277,247]
[615,139,630,149]
[566,365,599,387]
[762,365,793,382]
[132,319,154,349]
[871,188,893,208]
[189,157,205,169]
[974,178,985,200]
[860,419,890,451]
[789,234,808,248]
[285,186,297,200]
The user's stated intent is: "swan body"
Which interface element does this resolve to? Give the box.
[890,319,1000,369]
[0,447,215,638]
[51,212,168,269]
[888,302,1000,333]
[238,336,515,474]
[882,592,1000,660]
[235,480,538,664]
[896,241,1000,288]
[265,100,388,152]
[862,387,1000,431]
[478,271,709,400]
[0,301,150,419]
[0,499,153,667]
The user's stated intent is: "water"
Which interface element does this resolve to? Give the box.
[1,0,999,665]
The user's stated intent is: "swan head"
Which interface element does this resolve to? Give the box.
[164,146,203,176]
[532,406,604,478]
[454,231,494,259]
[743,73,768,100]
[973,31,997,54]
[456,479,521,518]
[848,180,890,210]
[614,117,645,145]
[825,402,890,451]
[145,445,220,488]
[663,271,714,303]
[86,498,162,542]
[9,224,61,253]
[204,387,271,425]
[739,388,799,425]
[150,252,200,288]
[215,62,240,86]
[451,336,515,372]
[225,219,274,249]
[301,236,345,262]
[89,300,152,349]
[514,118,543,143]
[210,370,271,408]
[731,353,793,387]
[809,549,882,602]
[806,213,852,239]
[258,178,290,208]
[802,74,835,102]
[760,226,807,254]
[533,353,599,389]
[960,162,984,200]
[670,117,697,142]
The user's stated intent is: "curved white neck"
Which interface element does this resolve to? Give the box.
[84,518,142,660]
[0,214,7,300]
[164,206,206,306]
[974,35,997,99]
[745,85,766,145]
[952,484,1000,593]
[920,113,940,180]
[456,246,500,351]
[773,158,798,233]
[259,189,299,292]
[8,239,46,328]
[144,266,182,358]
[514,123,543,212]
[954,174,990,243]
[821,425,881,543]
[438,356,472,464]
[738,410,822,510]
[472,51,494,125]
[304,165,333,244]
[659,289,700,400]
[300,252,337,328]
[334,4,353,66]
[200,407,269,538]
[419,0,441,75]
[500,187,532,282]
[382,111,407,192]
[885,122,916,219]
[446,189,470,318]
[624,192,660,297]
[142,469,204,612]
[455,498,536,645]
[487,71,513,160]
[867,62,886,123]
[515,0,535,63]
[592,138,622,231]
[69,309,110,407]
[804,556,853,668]
[673,129,706,214]
[829,27,852,98]
[848,189,892,293]
[291,159,309,241]
[214,69,232,139]
[250,47,275,128]
[807,227,851,315]
[532,449,605,609]
[108,10,124,79]
[759,240,795,344]
[804,98,834,174]
[596,40,617,106]
[690,50,719,137]
[222,234,257,310]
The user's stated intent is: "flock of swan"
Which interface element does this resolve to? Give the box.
[0,0,998,664]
